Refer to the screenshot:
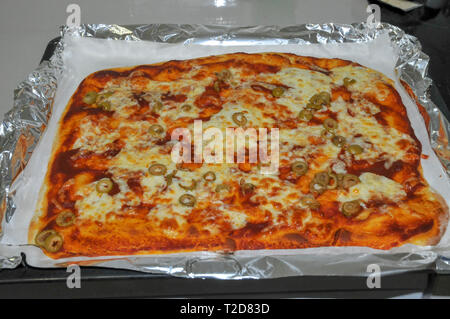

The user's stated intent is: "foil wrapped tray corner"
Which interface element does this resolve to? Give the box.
[0,22,449,278]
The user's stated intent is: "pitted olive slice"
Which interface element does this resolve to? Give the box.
[348,144,364,155]
[323,118,338,131]
[213,80,221,92]
[342,200,362,217]
[327,173,338,189]
[179,179,197,191]
[319,92,331,104]
[149,163,167,176]
[179,194,196,207]
[298,109,313,121]
[241,183,256,195]
[56,211,76,227]
[152,101,163,112]
[43,233,64,253]
[164,170,177,186]
[35,229,57,246]
[342,174,360,189]
[271,87,285,97]
[232,112,247,126]
[321,129,335,139]
[83,91,98,104]
[291,161,308,176]
[203,171,216,182]
[149,124,165,137]
[216,69,232,81]
[313,172,330,186]
[96,178,113,193]
[215,184,231,193]
[181,104,192,112]
[98,101,112,111]
[331,135,346,147]
[300,195,320,209]
[343,77,356,87]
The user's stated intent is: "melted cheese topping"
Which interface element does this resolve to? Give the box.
[338,172,406,203]
[34,53,445,257]
[330,97,414,164]
[69,60,418,229]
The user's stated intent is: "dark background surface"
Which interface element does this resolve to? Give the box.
[375,0,450,119]
[1,1,449,298]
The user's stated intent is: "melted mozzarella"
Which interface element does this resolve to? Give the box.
[68,57,416,232]
[75,183,121,222]
[338,172,406,203]
[72,118,120,153]
[262,67,331,113]
[331,65,391,101]
[331,97,415,163]
[222,209,248,230]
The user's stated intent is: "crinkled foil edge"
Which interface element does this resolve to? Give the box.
[0,23,449,277]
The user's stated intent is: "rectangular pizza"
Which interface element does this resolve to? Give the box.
[28,52,449,258]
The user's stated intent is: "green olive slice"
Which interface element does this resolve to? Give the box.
[181,104,192,112]
[179,179,197,191]
[331,135,346,147]
[83,91,98,104]
[179,194,196,207]
[271,87,285,97]
[149,124,165,137]
[309,92,330,107]
[215,184,231,193]
[323,118,338,131]
[164,170,177,186]
[348,144,364,155]
[309,181,327,195]
[176,163,193,171]
[95,91,113,104]
[213,80,221,92]
[152,101,163,112]
[232,112,247,126]
[298,109,313,121]
[310,94,322,105]
[300,195,320,209]
[241,183,256,195]
[217,69,232,81]
[342,174,360,189]
[336,173,346,187]
[306,101,322,110]
[56,211,76,227]
[327,173,338,189]
[321,129,334,139]
[35,229,57,246]
[343,77,356,87]
[342,200,362,217]
[149,163,167,176]
[203,171,216,182]
[43,233,64,253]
[96,178,113,193]
[313,172,330,186]
[318,92,331,104]
[98,101,112,111]
[291,160,308,176]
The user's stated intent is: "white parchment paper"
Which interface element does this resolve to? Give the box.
[2,32,449,270]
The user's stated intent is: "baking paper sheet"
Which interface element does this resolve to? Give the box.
[1,28,449,278]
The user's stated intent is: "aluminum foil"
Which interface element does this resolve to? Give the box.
[1,22,449,278]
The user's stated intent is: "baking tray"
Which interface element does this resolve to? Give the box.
[0,257,433,298]
[0,31,447,298]
[2,2,450,296]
